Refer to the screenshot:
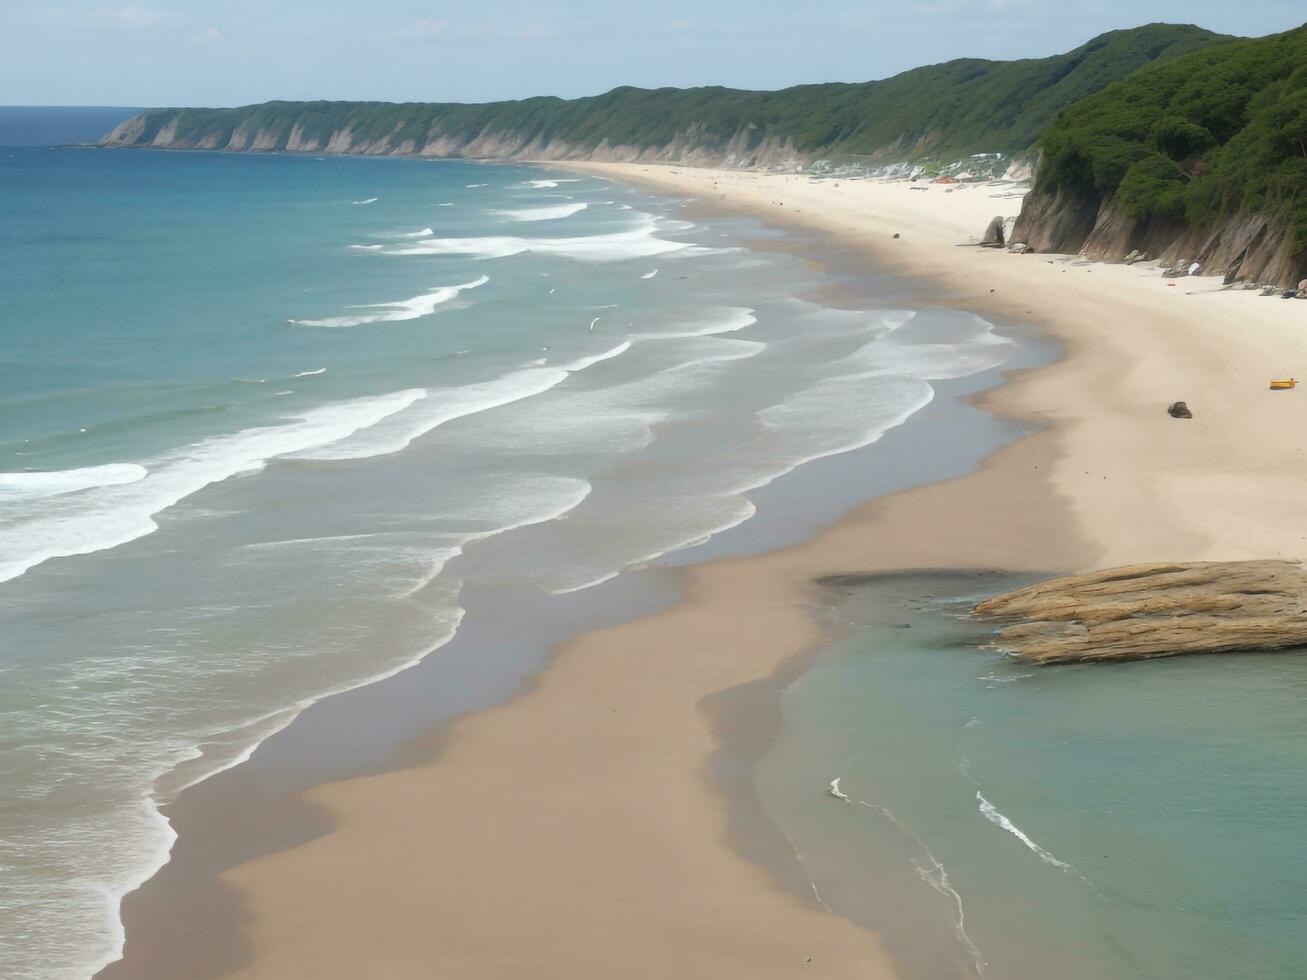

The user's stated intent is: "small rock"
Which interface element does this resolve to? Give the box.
[1167,401,1192,419]
[1283,289,1299,299]
[892,232,901,239]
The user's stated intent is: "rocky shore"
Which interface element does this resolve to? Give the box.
[974,561,1307,664]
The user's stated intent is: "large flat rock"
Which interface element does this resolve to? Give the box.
[972,561,1307,664]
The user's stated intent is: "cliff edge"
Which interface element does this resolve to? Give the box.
[1011,24,1307,288]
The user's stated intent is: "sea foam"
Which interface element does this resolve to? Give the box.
[290,276,489,327]
[495,202,588,222]
[0,463,148,498]
[388,215,694,263]
[0,390,427,584]
[523,178,583,189]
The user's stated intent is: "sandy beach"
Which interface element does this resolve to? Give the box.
[102,164,1307,979]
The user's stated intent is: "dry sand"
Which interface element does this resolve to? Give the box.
[122,164,1307,978]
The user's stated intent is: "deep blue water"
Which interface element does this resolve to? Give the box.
[0,107,141,147]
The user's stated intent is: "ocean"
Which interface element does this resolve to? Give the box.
[0,145,1016,979]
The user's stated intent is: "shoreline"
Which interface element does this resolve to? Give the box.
[97,189,1047,980]
[100,162,1307,978]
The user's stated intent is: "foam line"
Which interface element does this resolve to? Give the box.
[290,276,488,328]
[495,202,588,222]
[976,791,1076,874]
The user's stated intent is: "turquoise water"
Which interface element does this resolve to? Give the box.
[758,573,1307,980]
[0,146,1018,979]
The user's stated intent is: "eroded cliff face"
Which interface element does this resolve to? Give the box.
[99,113,806,170]
[1012,186,1307,288]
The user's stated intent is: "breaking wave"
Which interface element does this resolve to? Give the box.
[0,390,427,584]
[0,463,149,499]
[290,276,489,328]
[495,202,588,222]
[387,215,695,263]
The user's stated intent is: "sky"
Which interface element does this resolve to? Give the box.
[2,0,1305,108]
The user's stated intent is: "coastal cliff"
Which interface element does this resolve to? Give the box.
[1012,186,1306,287]
[101,107,806,168]
[1012,24,1307,287]
[100,24,1224,168]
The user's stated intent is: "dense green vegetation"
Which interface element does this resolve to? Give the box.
[1037,25,1307,254]
[113,24,1225,163]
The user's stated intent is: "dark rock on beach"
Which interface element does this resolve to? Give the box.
[979,215,1006,248]
[1167,401,1192,418]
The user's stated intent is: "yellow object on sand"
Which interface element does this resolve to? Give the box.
[1270,379,1297,390]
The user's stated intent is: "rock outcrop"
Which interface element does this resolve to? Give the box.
[1011,186,1307,289]
[973,561,1307,664]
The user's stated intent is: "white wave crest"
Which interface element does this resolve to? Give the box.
[352,197,378,205]
[524,178,583,189]
[387,215,694,263]
[290,276,489,328]
[495,202,588,222]
[293,368,326,377]
[642,306,758,340]
[0,463,148,499]
[295,366,572,461]
[0,390,427,584]
[559,341,632,372]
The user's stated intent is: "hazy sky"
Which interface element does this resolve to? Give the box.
[3,1,1304,107]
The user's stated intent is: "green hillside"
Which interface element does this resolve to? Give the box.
[105,24,1227,163]
[1036,24,1307,255]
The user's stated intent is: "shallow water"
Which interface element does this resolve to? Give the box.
[0,146,1018,978]
[758,572,1307,980]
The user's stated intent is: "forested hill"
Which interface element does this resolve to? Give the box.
[100,24,1224,167]
[1013,23,1307,287]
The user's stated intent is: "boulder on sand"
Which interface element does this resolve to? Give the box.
[1167,401,1192,418]
[979,215,1005,248]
